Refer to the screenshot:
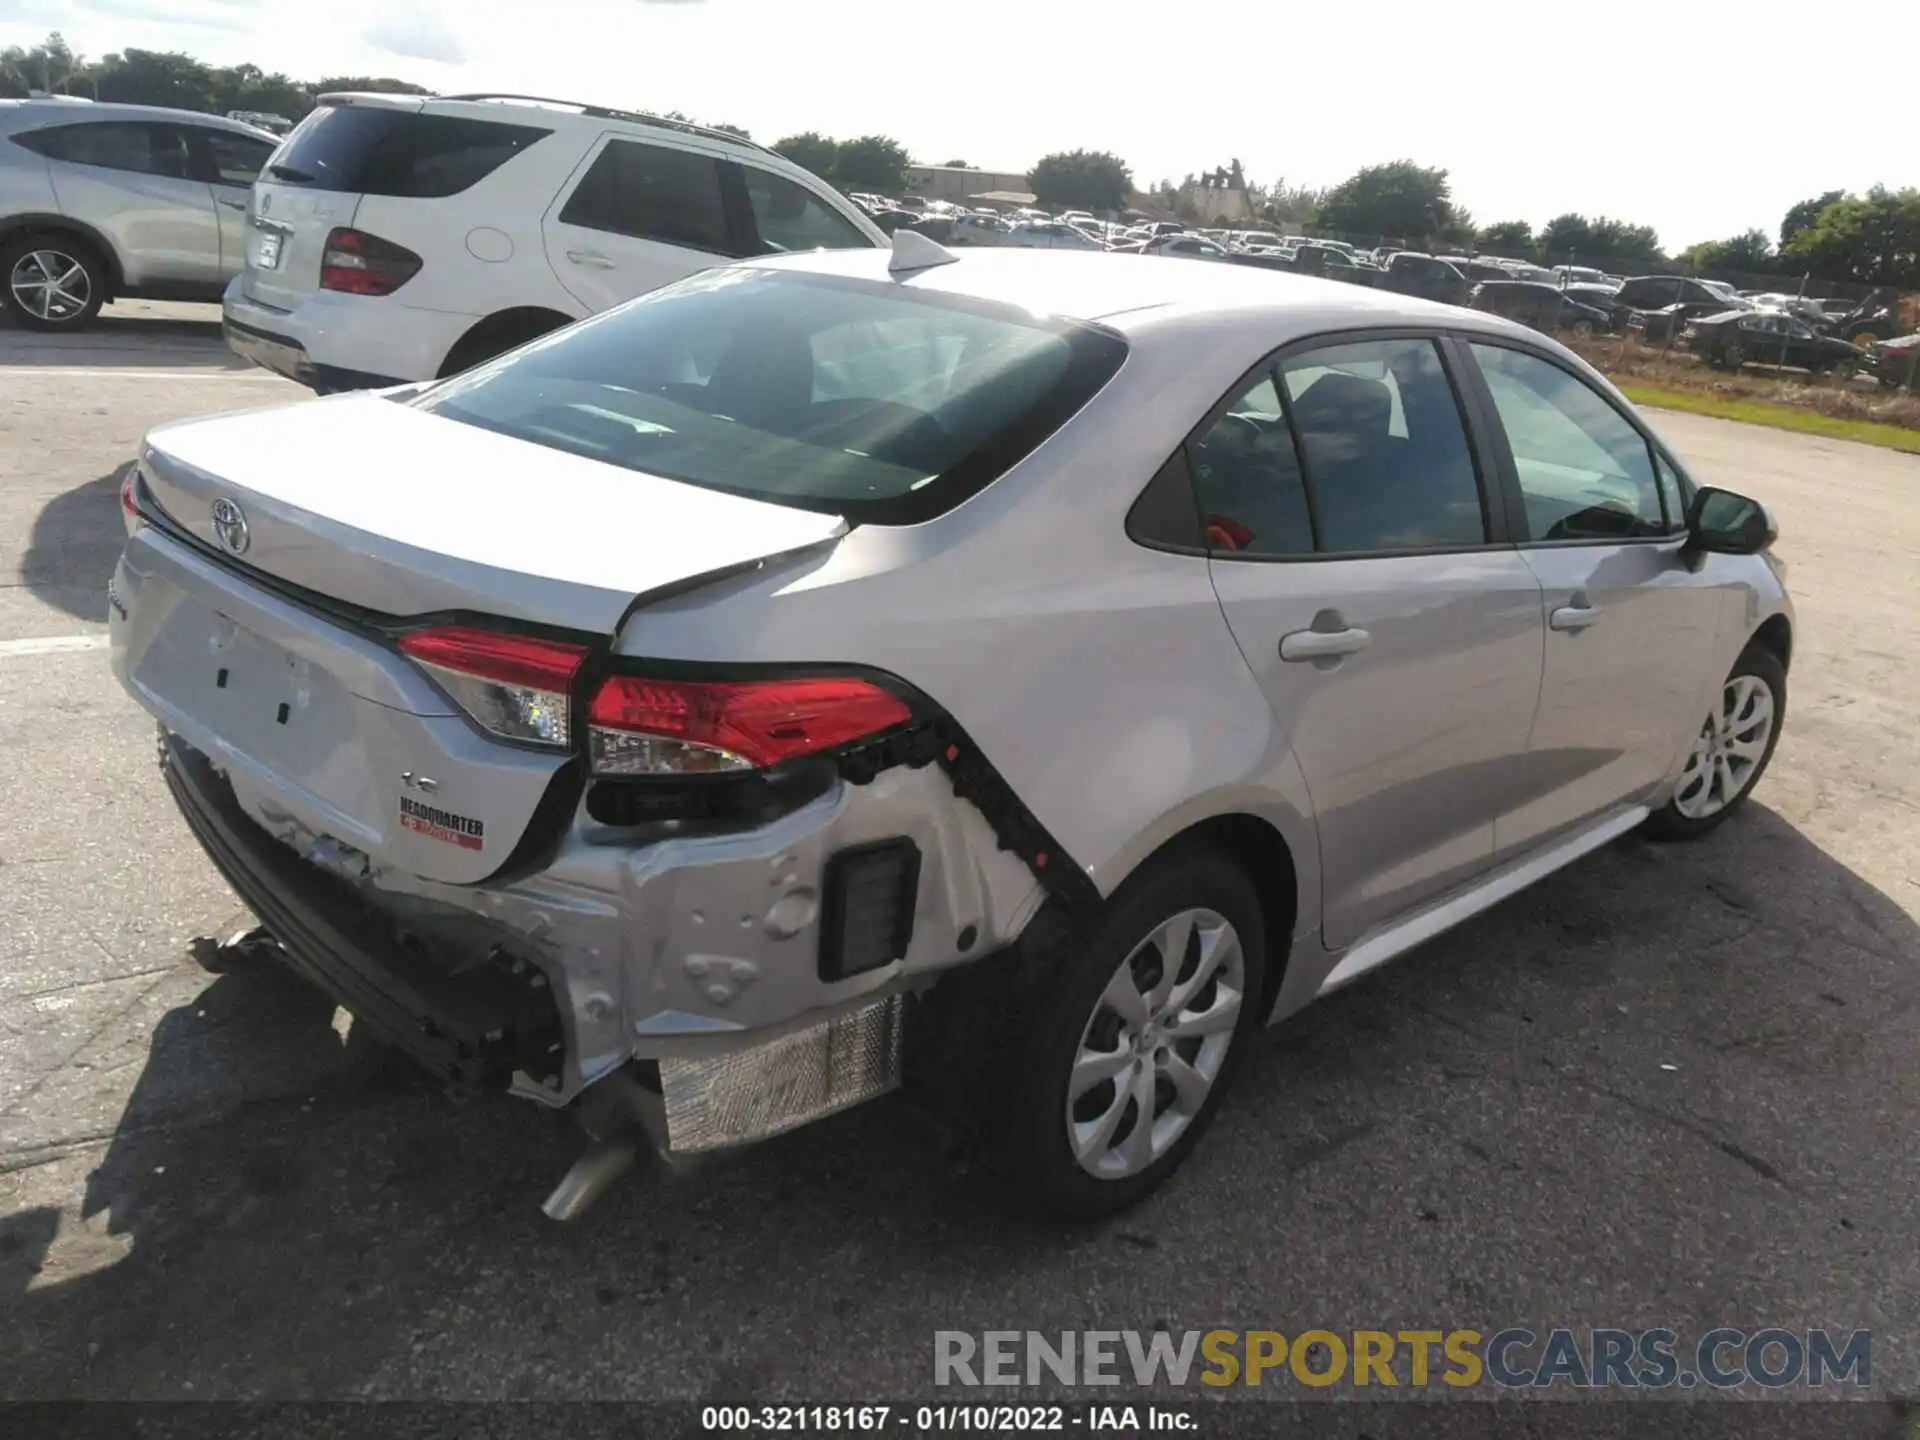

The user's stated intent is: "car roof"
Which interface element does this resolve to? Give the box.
[743,246,1526,342]
[0,99,276,139]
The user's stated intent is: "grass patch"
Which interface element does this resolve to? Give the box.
[1619,384,1920,454]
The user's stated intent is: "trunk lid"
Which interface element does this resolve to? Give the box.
[139,392,848,634]
[121,396,846,885]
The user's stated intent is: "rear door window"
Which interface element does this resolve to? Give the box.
[1280,338,1486,552]
[558,139,733,254]
[267,106,549,196]
[14,121,193,179]
[737,167,871,253]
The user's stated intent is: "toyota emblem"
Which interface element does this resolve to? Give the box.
[210,497,250,555]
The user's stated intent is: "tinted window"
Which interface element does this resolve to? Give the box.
[1470,343,1663,541]
[559,139,731,253]
[1188,373,1314,555]
[15,121,191,179]
[268,106,548,196]
[196,127,275,186]
[1280,338,1486,553]
[413,269,1127,524]
[738,167,870,253]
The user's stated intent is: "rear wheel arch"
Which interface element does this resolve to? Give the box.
[0,215,123,293]
[1118,812,1300,1024]
[438,306,574,378]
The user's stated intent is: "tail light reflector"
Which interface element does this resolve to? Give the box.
[320,227,423,296]
[587,675,913,776]
[119,466,144,532]
[398,627,587,746]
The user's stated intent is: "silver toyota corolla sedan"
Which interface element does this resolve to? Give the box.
[109,237,1792,1219]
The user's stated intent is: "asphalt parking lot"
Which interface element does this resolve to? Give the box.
[2,304,1917,1407]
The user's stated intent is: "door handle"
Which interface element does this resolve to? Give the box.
[217,198,247,211]
[1549,592,1602,632]
[566,250,616,269]
[1279,625,1372,662]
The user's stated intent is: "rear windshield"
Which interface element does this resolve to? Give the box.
[267,105,549,197]
[410,269,1129,525]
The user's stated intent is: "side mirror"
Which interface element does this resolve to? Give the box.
[1687,486,1777,555]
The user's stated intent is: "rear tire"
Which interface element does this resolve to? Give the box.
[1643,644,1786,842]
[1,232,108,331]
[995,846,1267,1220]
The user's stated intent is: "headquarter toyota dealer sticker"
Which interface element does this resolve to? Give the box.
[399,796,485,851]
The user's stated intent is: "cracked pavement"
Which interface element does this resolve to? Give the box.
[1,305,1916,1403]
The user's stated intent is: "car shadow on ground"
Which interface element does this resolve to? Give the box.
[3,803,1915,1399]
[0,306,242,369]
[22,465,129,623]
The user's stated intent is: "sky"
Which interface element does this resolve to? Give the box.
[2,0,1912,250]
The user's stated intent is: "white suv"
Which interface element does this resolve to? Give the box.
[221,92,886,392]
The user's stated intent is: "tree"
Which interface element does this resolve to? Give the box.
[1,32,91,97]
[93,49,216,111]
[941,159,969,169]
[1538,212,1663,265]
[1475,219,1534,256]
[1313,160,1454,240]
[831,135,911,193]
[1028,149,1133,212]
[1684,229,1774,274]
[1262,179,1322,226]
[709,123,751,139]
[772,132,840,181]
[1781,186,1920,286]
[1780,190,1845,247]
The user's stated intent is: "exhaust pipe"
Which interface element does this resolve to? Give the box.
[541,1136,639,1221]
[540,1067,675,1222]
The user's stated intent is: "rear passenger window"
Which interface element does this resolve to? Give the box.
[560,139,732,254]
[1469,343,1665,541]
[15,122,191,179]
[1279,338,1486,552]
[739,168,870,253]
[1187,374,1314,555]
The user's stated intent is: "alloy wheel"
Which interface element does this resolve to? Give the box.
[1674,674,1775,819]
[8,248,92,323]
[1066,907,1245,1180]
[1723,342,1746,369]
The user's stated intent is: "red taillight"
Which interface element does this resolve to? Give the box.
[320,227,422,296]
[398,627,587,747]
[119,466,143,531]
[586,675,913,776]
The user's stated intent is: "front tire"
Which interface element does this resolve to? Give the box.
[2,233,107,331]
[998,847,1267,1220]
[1643,645,1786,841]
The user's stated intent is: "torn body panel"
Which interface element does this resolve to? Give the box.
[201,732,1043,1105]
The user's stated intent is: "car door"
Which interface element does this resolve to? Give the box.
[23,120,222,287]
[1457,339,1722,855]
[188,126,278,278]
[1194,333,1545,949]
[541,134,741,313]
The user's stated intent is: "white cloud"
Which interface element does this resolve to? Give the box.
[363,0,465,64]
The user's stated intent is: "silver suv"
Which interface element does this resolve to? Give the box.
[108,245,1793,1220]
[0,99,277,329]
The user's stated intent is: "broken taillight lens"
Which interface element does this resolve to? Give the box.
[398,627,587,747]
[586,675,913,776]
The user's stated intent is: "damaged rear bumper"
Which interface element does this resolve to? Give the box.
[161,728,1041,1149]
